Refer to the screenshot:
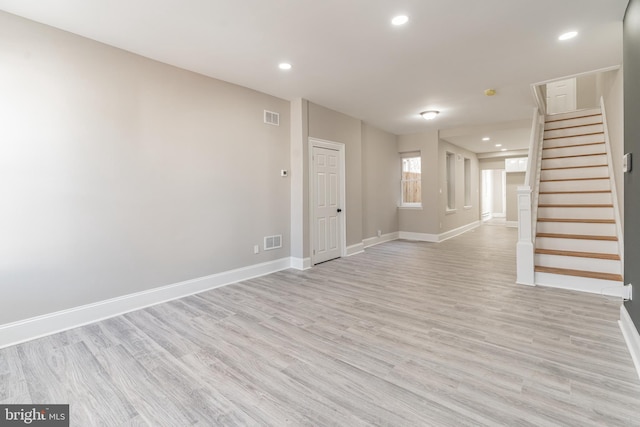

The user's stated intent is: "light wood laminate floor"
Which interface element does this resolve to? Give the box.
[2,225,640,426]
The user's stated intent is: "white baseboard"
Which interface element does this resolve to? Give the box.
[619,305,640,380]
[290,257,311,270]
[534,272,625,297]
[362,232,399,248]
[438,221,481,242]
[399,221,480,243]
[506,221,518,228]
[492,213,506,218]
[0,257,292,349]
[346,243,365,256]
[398,231,439,243]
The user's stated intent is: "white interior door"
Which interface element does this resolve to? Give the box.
[312,146,342,264]
[546,78,576,114]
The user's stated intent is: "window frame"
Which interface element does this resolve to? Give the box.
[400,154,422,208]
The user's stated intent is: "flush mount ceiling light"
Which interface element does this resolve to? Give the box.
[420,110,439,120]
[484,89,496,96]
[392,15,409,26]
[501,148,507,151]
[495,144,502,147]
[278,62,292,70]
[559,31,578,41]
[482,137,490,141]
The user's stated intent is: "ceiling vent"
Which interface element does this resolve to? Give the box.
[264,110,280,126]
[264,235,282,250]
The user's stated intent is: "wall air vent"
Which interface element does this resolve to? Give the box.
[264,235,282,250]
[264,110,280,126]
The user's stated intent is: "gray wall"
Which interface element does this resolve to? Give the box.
[506,172,526,222]
[576,74,598,109]
[438,140,480,232]
[624,0,640,332]
[362,123,400,239]
[0,11,291,324]
[397,131,440,234]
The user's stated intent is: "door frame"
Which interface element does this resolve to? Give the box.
[308,138,346,266]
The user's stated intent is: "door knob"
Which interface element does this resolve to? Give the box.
[337,208,342,213]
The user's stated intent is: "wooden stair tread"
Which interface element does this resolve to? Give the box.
[540,177,608,182]
[535,266,622,282]
[544,122,603,131]
[542,153,606,160]
[544,132,604,141]
[538,190,611,194]
[537,204,613,208]
[537,218,615,224]
[536,232,617,241]
[545,113,601,123]
[541,164,607,170]
[543,142,604,149]
[535,248,620,260]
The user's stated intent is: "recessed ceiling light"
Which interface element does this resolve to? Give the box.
[495,144,502,147]
[558,31,578,41]
[501,148,507,151]
[278,62,292,70]
[420,110,439,120]
[392,15,409,26]
[482,137,490,141]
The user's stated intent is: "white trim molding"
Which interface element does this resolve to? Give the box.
[438,221,481,242]
[290,257,312,270]
[363,232,400,248]
[620,305,640,380]
[346,243,365,256]
[398,231,439,243]
[0,257,292,349]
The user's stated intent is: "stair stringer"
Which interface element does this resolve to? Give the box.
[600,96,624,272]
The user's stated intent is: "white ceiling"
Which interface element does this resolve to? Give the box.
[0,0,628,153]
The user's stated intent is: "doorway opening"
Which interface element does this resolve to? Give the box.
[481,169,506,225]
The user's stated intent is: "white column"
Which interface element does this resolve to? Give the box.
[516,185,535,285]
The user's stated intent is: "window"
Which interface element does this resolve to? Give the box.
[401,155,421,207]
[446,152,456,210]
[464,158,471,207]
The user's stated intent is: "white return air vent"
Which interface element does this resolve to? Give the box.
[264,235,282,250]
[264,110,280,126]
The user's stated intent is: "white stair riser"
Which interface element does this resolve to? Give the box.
[541,154,607,169]
[536,221,617,236]
[542,143,605,158]
[545,108,602,122]
[535,254,621,275]
[535,237,618,253]
[538,192,612,205]
[543,134,605,149]
[534,272,623,295]
[539,179,610,192]
[537,206,614,220]
[540,166,608,181]
[544,115,602,130]
[544,124,604,139]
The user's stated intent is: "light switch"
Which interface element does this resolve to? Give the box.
[623,153,632,173]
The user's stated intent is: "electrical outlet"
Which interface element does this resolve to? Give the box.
[253,245,259,254]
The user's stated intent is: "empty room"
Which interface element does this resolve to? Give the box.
[1,0,640,425]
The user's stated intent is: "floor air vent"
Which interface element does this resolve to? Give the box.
[264,235,282,250]
[264,110,280,126]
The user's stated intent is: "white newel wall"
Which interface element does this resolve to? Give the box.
[517,105,544,285]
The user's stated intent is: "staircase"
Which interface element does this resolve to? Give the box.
[533,108,623,294]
